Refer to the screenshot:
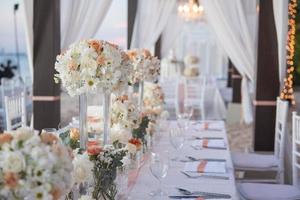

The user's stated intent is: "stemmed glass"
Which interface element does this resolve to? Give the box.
[169,127,185,161]
[149,151,169,197]
[182,101,194,129]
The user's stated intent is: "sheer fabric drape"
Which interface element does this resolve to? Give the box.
[131,0,176,49]
[202,0,258,124]
[273,0,289,83]
[61,0,112,49]
[161,8,184,57]
[20,0,34,79]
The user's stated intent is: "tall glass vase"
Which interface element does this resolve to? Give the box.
[103,93,111,145]
[138,81,144,110]
[79,94,88,150]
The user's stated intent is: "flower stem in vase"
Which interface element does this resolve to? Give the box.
[103,92,111,145]
[79,94,88,150]
[138,81,144,111]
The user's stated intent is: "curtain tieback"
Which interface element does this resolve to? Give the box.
[32,96,60,101]
[253,100,276,106]
[232,74,242,79]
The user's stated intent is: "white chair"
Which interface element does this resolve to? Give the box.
[4,92,27,131]
[237,112,300,200]
[232,97,289,183]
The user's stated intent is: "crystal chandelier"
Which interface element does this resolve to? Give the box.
[177,0,204,21]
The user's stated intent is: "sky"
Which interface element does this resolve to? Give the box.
[0,0,127,53]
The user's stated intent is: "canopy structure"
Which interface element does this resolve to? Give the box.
[13,0,291,150]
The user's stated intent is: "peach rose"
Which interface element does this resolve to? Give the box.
[116,95,128,103]
[142,49,151,58]
[40,132,58,145]
[121,52,129,61]
[4,172,19,189]
[0,133,13,145]
[126,50,137,60]
[87,141,102,155]
[70,128,80,141]
[87,145,102,156]
[88,40,102,53]
[50,186,62,200]
[68,59,78,71]
[96,55,106,65]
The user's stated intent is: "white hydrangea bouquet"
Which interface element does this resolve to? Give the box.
[0,127,73,200]
[55,39,134,147]
[143,82,169,137]
[127,49,160,83]
[143,82,168,119]
[110,95,141,146]
[54,39,133,96]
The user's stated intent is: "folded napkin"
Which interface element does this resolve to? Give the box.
[192,139,226,149]
[197,121,224,131]
[183,161,226,174]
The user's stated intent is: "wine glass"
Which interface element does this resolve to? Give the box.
[183,101,194,129]
[149,151,169,197]
[169,127,185,161]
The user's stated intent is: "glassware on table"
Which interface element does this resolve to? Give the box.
[116,166,129,199]
[149,151,169,197]
[169,127,185,161]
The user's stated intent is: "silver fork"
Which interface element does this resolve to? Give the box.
[181,171,230,180]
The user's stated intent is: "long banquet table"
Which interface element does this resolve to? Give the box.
[128,120,239,199]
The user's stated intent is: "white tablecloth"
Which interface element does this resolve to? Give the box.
[128,120,239,199]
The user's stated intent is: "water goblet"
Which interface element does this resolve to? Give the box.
[149,151,169,197]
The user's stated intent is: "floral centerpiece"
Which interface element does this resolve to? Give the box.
[87,144,127,200]
[0,127,73,200]
[55,39,133,146]
[127,49,160,110]
[143,82,169,141]
[143,82,165,117]
[55,40,132,96]
[110,95,141,147]
[127,49,160,84]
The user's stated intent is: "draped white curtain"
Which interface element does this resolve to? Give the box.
[273,0,289,84]
[161,8,184,58]
[131,0,176,49]
[61,0,112,49]
[20,0,33,80]
[202,0,257,124]
[20,0,112,77]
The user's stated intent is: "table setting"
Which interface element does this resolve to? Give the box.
[128,120,238,200]
[0,39,238,200]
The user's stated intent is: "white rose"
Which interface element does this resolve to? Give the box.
[13,127,34,141]
[111,124,131,144]
[72,153,93,184]
[2,151,25,173]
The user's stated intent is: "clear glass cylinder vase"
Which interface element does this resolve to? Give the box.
[138,81,144,110]
[103,93,111,145]
[79,94,88,150]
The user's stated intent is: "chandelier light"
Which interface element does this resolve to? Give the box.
[178,0,204,21]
